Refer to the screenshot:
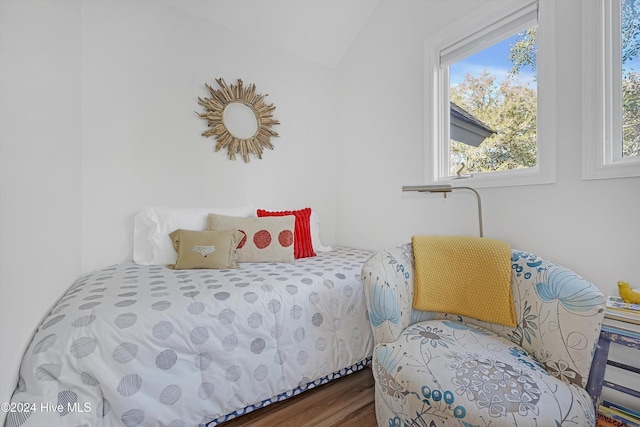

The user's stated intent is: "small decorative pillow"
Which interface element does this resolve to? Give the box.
[412,235,516,327]
[207,214,295,263]
[168,229,243,270]
[257,208,316,259]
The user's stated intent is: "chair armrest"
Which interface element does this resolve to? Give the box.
[362,244,436,344]
[504,251,607,388]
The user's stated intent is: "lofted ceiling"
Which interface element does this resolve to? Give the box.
[162,0,381,69]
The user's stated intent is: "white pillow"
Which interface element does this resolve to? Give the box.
[309,211,332,252]
[134,206,255,265]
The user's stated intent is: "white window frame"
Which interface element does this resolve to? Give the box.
[582,0,640,180]
[424,0,556,188]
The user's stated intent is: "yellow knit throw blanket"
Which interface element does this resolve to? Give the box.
[412,235,516,327]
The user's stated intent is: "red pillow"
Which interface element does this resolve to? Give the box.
[256,208,316,259]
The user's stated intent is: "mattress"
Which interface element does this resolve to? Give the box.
[5,247,374,427]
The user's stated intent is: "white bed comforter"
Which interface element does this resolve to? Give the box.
[5,247,374,427]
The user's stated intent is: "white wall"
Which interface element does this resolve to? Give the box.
[0,0,82,417]
[79,1,339,274]
[335,0,639,298]
[0,0,338,417]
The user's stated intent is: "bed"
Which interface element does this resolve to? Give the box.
[5,207,374,427]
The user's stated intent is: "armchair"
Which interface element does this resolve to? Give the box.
[361,243,606,427]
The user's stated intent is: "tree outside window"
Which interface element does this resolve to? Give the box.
[449,28,538,176]
[450,0,639,179]
[622,0,640,158]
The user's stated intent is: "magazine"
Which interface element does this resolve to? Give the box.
[605,296,640,326]
[607,295,640,312]
[598,404,640,427]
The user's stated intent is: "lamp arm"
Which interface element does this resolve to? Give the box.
[454,186,483,237]
[402,184,483,237]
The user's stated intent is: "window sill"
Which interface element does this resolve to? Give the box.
[432,166,555,189]
[582,158,640,181]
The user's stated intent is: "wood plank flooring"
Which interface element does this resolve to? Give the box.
[218,367,377,427]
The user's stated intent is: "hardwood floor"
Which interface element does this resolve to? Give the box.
[218,367,377,427]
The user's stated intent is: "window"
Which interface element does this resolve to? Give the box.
[582,0,640,179]
[424,0,555,188]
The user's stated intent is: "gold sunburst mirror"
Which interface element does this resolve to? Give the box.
[197,78,280,162]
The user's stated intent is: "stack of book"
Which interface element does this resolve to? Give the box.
[597,295,640,427]
[597,401,640,427]
[604,296,640,331]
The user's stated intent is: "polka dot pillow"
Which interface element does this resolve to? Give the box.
[257,208,316,259]
[207,213,295,263]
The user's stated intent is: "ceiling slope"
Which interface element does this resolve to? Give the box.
[163,0,381,68]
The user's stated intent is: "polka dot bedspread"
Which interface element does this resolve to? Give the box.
[5,247,374,427]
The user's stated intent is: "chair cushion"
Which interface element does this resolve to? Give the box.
[372,319,595,426]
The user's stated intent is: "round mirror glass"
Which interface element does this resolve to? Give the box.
[223,102,258,139]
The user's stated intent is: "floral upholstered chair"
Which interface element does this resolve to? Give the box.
[361,243,606,427]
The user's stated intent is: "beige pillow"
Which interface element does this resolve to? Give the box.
[207,214,295,263]
[168,229,243,270]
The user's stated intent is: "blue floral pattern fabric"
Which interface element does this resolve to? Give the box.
[362,244,606,427]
